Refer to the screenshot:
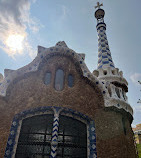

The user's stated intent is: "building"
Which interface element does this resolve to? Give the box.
[0,2,138,158]
[133,124,141,144]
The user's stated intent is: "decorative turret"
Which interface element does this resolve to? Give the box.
[93,2,131,107]
[94,2,115,70]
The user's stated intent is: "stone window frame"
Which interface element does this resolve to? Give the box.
[4,106,97,158]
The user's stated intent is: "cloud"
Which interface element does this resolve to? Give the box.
[130,73,141,85]
[0,0,41,57]
[60,5,69,21]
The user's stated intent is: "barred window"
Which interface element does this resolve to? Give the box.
[15,114,53,158]
[15,114,87,158]
[57,115,87,157]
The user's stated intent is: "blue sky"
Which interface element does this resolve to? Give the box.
[0,0,141,127]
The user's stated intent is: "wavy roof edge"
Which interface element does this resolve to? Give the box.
[0,41,133,116]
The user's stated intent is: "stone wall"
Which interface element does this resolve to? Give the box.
[95,109,137,158]
[0,55,137,158]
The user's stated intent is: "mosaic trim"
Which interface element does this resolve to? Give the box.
[0,41,107,99]
[50,108,62,158]
[97,24,115,69]
[0,41,133,116]
[4,106,97,158]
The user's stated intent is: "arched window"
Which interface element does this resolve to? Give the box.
[57,115,87,157]
[55,69,64,91]
[45,72,51,85]
[15,114,53,158]
[68,74,74,87]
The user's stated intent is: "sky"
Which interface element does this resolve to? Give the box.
[0,0,140,127]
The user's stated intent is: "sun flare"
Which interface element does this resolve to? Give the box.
[6,34,25,52]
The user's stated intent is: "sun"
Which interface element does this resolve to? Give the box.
[6,34,25,52]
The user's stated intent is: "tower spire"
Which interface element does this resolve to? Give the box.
[95,2,115,69]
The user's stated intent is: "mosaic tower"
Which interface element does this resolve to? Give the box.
[95,2,115,70]
[93,3,129,106]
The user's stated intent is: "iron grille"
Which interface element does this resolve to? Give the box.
[57,115,87,158]
[15,114,87,158]
[15,114,53,158]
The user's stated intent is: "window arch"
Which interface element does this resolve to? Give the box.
[4,107,97,158]
[55,69,64,91]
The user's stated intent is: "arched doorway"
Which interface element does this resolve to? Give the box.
[4,106,97,158]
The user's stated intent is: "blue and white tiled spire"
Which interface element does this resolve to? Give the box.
[93,3,132,115]
[95,2,115,69]
[97,26,115,69]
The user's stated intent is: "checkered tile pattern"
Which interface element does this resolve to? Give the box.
[97,25,115,69]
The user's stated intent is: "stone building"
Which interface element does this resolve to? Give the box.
[0,2,138,158]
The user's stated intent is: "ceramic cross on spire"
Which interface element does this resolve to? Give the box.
[95,2,103,9]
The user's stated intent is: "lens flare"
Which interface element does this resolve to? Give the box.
[6,34,24,51]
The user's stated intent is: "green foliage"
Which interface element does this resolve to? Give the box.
[137,144,141,158]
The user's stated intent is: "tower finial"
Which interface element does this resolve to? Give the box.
[95,2,103,9]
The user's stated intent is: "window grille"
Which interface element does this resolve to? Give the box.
[57,115,87,157]
[15,114,87,158]
[15,114,53,158]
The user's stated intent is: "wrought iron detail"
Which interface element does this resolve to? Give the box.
[4,106,97,158]
[15,114,53,158]
[57,115,87,157]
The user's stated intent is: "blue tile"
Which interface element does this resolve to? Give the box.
[110,64,115,68]
[102,55,108,59]
[98,65,102,69]
[102,61,109,64]
[98,59,102,63]
[109,59,113,62]
[98,53,101,57]
[101,44,106,47]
